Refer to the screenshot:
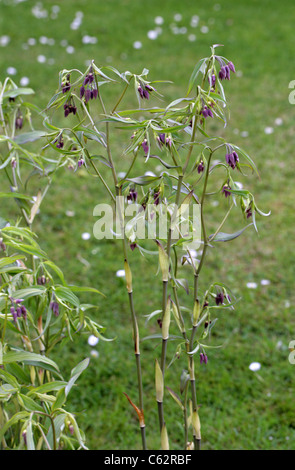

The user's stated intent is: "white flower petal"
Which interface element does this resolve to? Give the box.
[88,335,99,346]
[249,362,261,372]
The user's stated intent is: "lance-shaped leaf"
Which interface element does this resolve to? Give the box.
[124,260,133,293]
[123,393,145,428]
[161,423,169,450]
[187,57,208,95]
[209,223,253,242]
[65,358,89,397]
[156,240,169,282]
[155,359,164,403]
[162,296,171,340]
[171,300,185,334]
[192,410,201,440]
[166,386,184,411]
[14,130,47,145]
[3,87,35,99]
[193,299,200,326]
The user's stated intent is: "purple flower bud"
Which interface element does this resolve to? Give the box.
[157,133,166,147]
[142,139,149,155]
[56,136,64,149]
[138,86,144,99]
[227,61,236,73]
[78,158,85,168]
[202,107,209,118]
[10,306,17,322]
[224,65,231,80]
[92,88,98,99]
[127,188,137,202]
[200,353,204,364]
[246,207,252,219]
[80,85,85,98]
[166,136,172,148]
[15,115,23,130]
[142,89,149,100]
[62,82,71,93]
[16,306,22,318]
[215,291,224,306]
[225,151,239,169]
[209,74,216,87]
[130,243,137,251]
[21,305,27,320]
[11,158,17,169]
[207,108,214,118]
[153,190,160,206]
[197,161,204,173]
[222,184,231,198]
[145,84,155,92]
[85,88,91,103]
[218,66,227,81]
[50,301,60,317]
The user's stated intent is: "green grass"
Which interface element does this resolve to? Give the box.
[1,0,295,450]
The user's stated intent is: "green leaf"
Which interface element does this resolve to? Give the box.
[187,57,207,95]
[14,130,47,145]
[0,192,32,200]
[65,358,89,397]
[3,87,35,99]
[0,255,26,269]
[67,285,105,297]
[12,286,46,301]
[3,350,60,372]
[18,393,44,413]
[28,381,67,396]
[0,411,29,442]
[44,260,66,286]
[209,224,253,242]
[125,175,161,186]
[54,286,80,307]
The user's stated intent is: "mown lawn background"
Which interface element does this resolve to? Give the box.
[0,0,294,450]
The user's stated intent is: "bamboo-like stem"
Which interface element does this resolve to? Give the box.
[94,77,146,448]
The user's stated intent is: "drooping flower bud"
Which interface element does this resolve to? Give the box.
[222,184,231,198]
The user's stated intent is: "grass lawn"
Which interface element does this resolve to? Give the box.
[0,0,295,450]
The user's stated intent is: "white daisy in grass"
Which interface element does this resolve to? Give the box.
[133,41,142,50]
[274,117,283,126]
[246,282,258,289]
[200,25,209,34]
[90,350,99,358]
[188,34,196,42]
[88,335,99,346]
[7,66,17,75]
[264,126,274,135]
[81,232,91,240]
[249,362,261,372]
[174,13,182,22]
[261,279,271,286]
[116,269,125,278]
[65,210,75,217]
[0,35,10,47]
[66,46,75,54]
[155,16,164,25]
[28,37,37,46]
[240,130,249,137]
[37,55,46,63]
[147,30,158,40]
[190,15,199,27]
[20,77,30,86]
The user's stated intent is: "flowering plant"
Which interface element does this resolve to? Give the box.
[45,44,270,450]
[0,78,106,449]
